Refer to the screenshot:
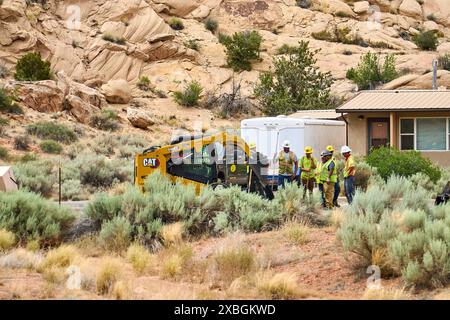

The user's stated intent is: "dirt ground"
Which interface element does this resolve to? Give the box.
[1,224,449,300]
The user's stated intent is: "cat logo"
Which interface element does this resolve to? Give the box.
[143,158,159,168]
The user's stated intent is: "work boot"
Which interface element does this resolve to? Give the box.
[334,201,340,208]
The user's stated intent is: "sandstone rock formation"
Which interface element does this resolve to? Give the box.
[101,79,132,104]
[127,108,157,129]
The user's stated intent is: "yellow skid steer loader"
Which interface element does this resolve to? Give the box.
[134,132,274,200]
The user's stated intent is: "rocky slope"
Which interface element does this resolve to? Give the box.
[1,0,450,138]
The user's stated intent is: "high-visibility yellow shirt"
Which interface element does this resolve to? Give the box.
[344,155,356,178]
[278,151,295,175]
[300,156,317,179]
[322,159,337,183]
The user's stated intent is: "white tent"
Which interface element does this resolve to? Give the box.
[0,166,18,192]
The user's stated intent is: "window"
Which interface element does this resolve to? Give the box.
[400,119,414,150]
[400,118,450,151]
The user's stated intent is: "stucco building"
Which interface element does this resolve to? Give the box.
[336,90,450,167]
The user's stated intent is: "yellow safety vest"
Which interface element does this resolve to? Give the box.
[279,151,295,175]
[344,155,356,178]
[300,156,317,179]
[322,159,337,183]
[315,162,323,184]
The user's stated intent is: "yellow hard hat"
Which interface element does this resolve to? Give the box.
[249,142,256,149]
[304,146,313,154]
[326,145,334,152]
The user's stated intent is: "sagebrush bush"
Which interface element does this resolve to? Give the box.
[40,140,63,154]
[26,121,78,144]
[221,30,263,71]
[14,159,55,196]
[413,30,438,51]
[173,81,203,107]
[184,39,200,51]
[0,229,16,252]
[0,190,74,245]
[89,109,119,131]
[14,135,31,151]
[14,52,51,81]
[137,76,150,91]
[366,147,441,183]
[99,216,132,252]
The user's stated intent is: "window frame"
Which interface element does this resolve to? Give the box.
[398,117,450,152]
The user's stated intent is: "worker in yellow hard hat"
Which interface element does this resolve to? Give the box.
[299,146,317,198]
[249,142,257,150]
[326,145,341,208]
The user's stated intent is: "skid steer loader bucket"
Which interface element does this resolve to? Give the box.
[435,182,450,205]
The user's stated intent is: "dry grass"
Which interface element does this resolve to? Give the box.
[26,240,40,252]
[161,254,183,279]
[281,222,310,245]
[255,272,300,300]
[112,280,132,300]
[0,248,43,269]
[330,208,345,229]
[161,222,184,247]
[73,235,104,257]
[96,257,123,295]
[42,266,66,284]
[214,245,255,284]
[362,287,410,300]
[39,245,79,271]
[126,244,152,275]
[0,229,16,252]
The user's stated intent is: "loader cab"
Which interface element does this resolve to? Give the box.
[166,141,249,186]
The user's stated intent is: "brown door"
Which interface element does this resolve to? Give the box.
[368,118,390,150]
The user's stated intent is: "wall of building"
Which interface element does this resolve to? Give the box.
[346,111,450,167]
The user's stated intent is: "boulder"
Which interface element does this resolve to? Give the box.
[320,0,355,18]
[423,20,439,32]
[101,79,132,104]
[127,108,156,129]
[353,1,370,14]
[0,0,26,21]
[65,95,100,124]
[382,74,419,90]
[5,80,65,113]
[399,0,423,19]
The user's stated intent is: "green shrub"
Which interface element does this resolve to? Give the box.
[99,216,132,252]
[14,52,51,81]
[26,121,78,144]
[204,18,218,33]
[40,140,63,154]
[438,54,450,71]
[0,147,8,160]
[14,135,31,151]
[184,39,200,51]
[14,159,55,196]
[254,41,334,116]
[0,117,8,135]
[221,31,263,71]
[0,190,74,244]
[137,76,150,91]
[102,33,126,45]
[366,146,441,183]
[0,88,22,114]
[61,179,85,201]
[276,44,298,55]
[413,30,438,51]
[173,81,203,106]
[346,53,398,90]
[168,18,184,30]
[89,109,119,131]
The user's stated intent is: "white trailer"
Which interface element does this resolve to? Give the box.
[240,116,346,184]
